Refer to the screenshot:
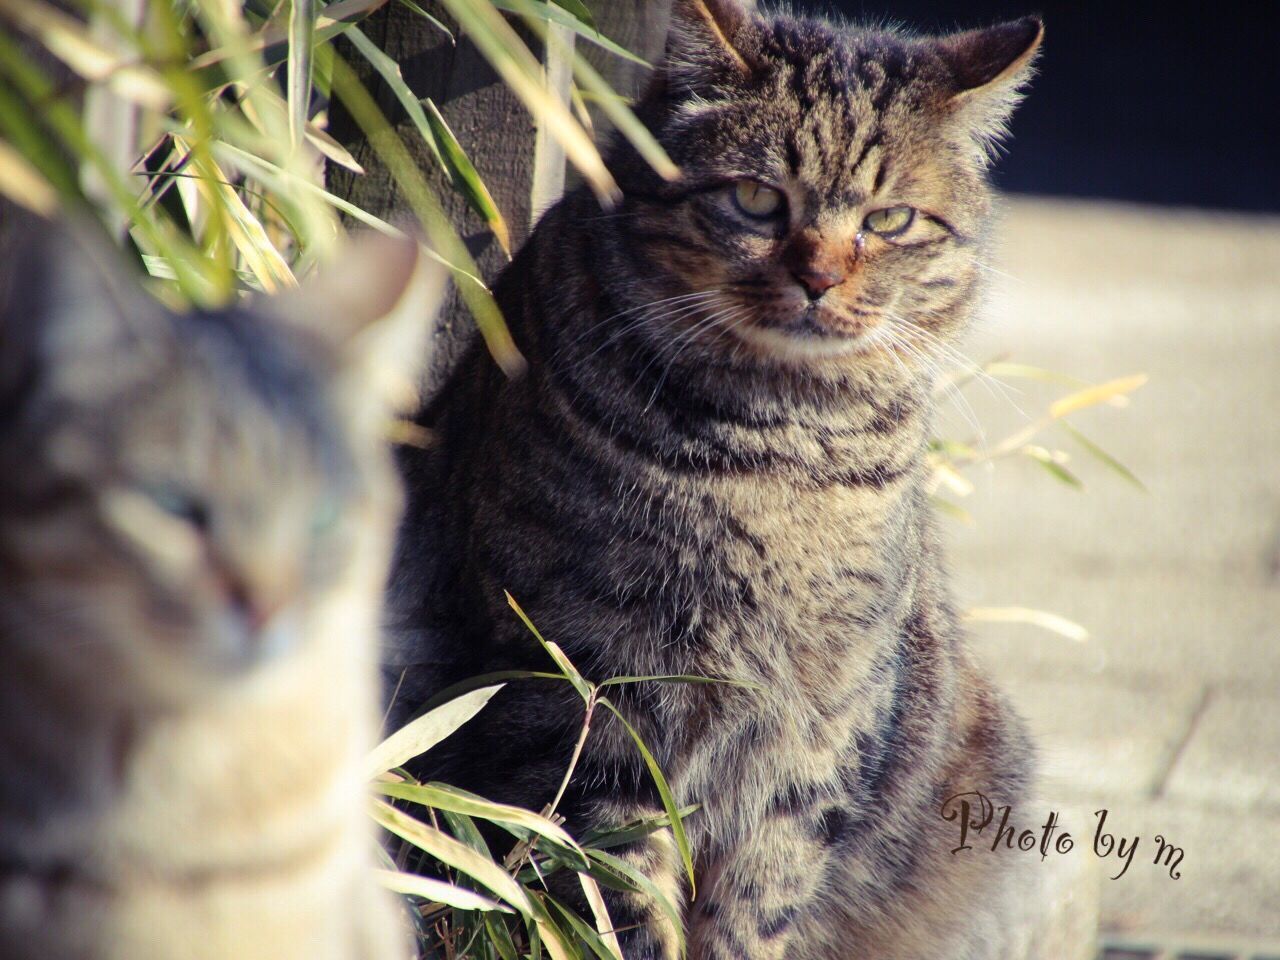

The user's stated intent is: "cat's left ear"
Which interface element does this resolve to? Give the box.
[931,16,1044,158]
[277,233,446,419]
[665,0,758,91]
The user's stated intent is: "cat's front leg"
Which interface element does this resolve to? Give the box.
[687,810,836,960]
[573,797,687,960]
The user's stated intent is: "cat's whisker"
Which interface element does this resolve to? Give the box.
[560,290,725,367]
[638,302,745,412]
[885,319,988,450]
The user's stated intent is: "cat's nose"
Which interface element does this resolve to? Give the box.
[792,269,844,301]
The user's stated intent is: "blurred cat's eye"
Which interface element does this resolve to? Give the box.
[863,206,916,237]
[732,181,785,220]
[310,496,343,540]
[146,486,210,531]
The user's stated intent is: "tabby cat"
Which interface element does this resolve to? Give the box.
[386,3,1045,957]
[0,217,440,959]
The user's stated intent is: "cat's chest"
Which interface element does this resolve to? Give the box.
[637,473,914,658]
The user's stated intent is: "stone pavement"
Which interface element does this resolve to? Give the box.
[947,198,1280,942]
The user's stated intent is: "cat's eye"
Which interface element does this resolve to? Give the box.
[732,181,786,220]
[146,486,210,531]
[310,496,343,540]
[863,206,916,237]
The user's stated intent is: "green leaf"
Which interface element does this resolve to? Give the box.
[371,801,536,917]
[1059,422,1147,491]
[490,0,647,67]
[506,592,593,702]
[597,696,696,899]
[392,0,456,42]
[374,780,587,868]
[366,684,504,776]
[375,868,513,914]
[930,495,975,525]
[286,0,315,149]
[548,0,594,29]
[434,0,618,204]
[343,25,445,166]
[423,97,511,256]
[412,669,565,718]
[585,848,685,953]
[486,915,522,960]
[580,805,700,851]
[1021,447,1083,489]
[441,810,492,858]
[546,899,621,960]
[600,673,761,691]
[498,0,677,180]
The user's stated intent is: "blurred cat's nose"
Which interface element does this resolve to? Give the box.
[792,269,844,301]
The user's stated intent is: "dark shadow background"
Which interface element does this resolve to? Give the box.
[792,1,1279,213]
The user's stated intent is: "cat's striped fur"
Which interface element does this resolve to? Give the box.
[0,220,440,960]
[386,3,1044,957]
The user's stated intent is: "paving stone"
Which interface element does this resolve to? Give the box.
[1164,694,1280,814]
[996,676,1201,798]
[956,563,1280,695]
[1037,798,1280,940]
[937,199,1280,941]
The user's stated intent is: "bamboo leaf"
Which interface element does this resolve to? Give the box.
[375,868,514,914]
[371,801,536,917]
[983,361,1093,389]
[486,915,522,960]
[392,0,456,42]
[0,136,60,215]
[0,0,172,110]
[585,848,684,953]
[327,50,526,375]
[579,873,623,960]
[500,0,677,180]
[1049,373,1148,419]
[548,0,594,29]
[930,495,974,526]
[304,122,364,172]
[580,805,700,851]
[964,606,1089,643]
[506,592,592,702]
[1059,421,1147,491]
[374,780,584,862]
[424,97,511,256]
[1021,446,1083,489]
[410,669,565,717]
[490,0,647,67]
[546,899,621,960]
[434,0,618,204]
[366,684,504,777]
[286,0,316,149]
[597,696,696,900]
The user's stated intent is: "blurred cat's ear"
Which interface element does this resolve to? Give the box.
[0,212,154,415]
[665,0,757,90]
[932,16,1043,158]
[280,233,446,417]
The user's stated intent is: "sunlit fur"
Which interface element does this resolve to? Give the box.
[0,221,431,960]
[387,3,1047,958]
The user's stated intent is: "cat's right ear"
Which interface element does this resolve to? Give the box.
[275,233,446,421]
[664,0,758,93]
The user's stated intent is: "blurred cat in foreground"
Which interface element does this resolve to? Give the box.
[0,215,441,960]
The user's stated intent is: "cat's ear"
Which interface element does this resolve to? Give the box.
[931,16,1044,159]
[277,232,446,419]
[0,212,155,415]
[664,0,758,92]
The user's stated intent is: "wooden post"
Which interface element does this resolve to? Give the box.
[325,1,673,397]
